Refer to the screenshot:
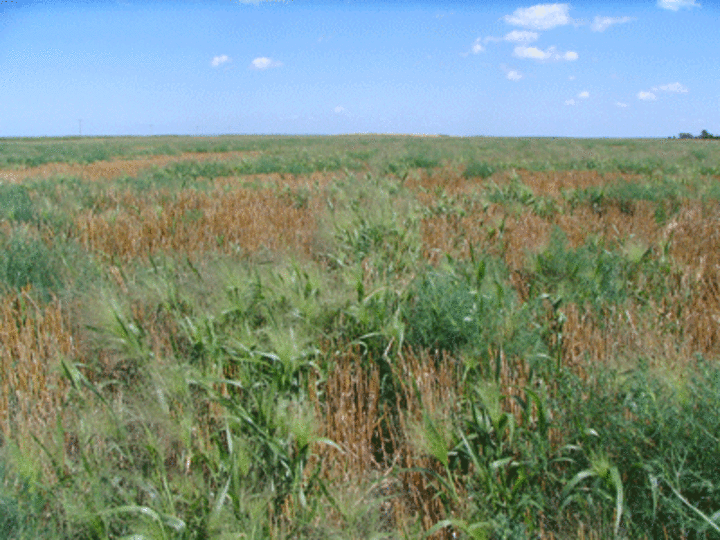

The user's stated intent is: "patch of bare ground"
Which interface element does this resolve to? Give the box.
[0,150,259,183]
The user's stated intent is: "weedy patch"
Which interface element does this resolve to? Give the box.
[1,135,720,539]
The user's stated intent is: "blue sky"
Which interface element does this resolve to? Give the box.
[0,0,717,138]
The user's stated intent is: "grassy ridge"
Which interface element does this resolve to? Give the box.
[0,136,719,539]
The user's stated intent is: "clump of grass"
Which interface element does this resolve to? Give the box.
[462,160,496,180]
[610,157,664,175]
[384,149,443,179]
[318,173,420,273]
[0,184,36,223]
[0,457,54,539]
[556,357,720,539]
[700,165,720,177]
[567,177,685,223]
[0,229,62,299]
[526,228,630,311]
[118,159,237,192]
[485,176,559,218]
[404,255,547,377]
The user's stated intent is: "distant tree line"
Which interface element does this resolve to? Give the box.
[670,130,720,140]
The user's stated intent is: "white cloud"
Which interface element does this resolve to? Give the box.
[515,46,551,60]
[565,98,575,105]
[334,106,345,114]
[568,75,576,80]
[514,45,578,61]
[507,70,523,81]
[578,90,589,98]
[658,82,688,93]
[638,91,656,100]
[211,55,231,67]
[471,38,485,54]
[504,30,539,43]
[503,3,572,30]
[658,0,700,10]
[250,57,282,70]
[591,16,635,32]
[616,102,628,107]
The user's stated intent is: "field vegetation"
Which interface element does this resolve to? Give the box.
[1,134,720,539]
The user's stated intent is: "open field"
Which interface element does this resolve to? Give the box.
[1,135,720,539]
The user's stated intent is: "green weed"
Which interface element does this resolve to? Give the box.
[0,230,62,299]
[463,160,496,180]
[487,178,559,218]
[405,257,546,375]
[527,228,629,311]
[0,185,36,223]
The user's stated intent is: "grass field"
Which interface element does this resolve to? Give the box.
[1,134,720,539]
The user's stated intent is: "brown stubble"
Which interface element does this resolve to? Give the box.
[315,343,542,538]
[663,201,720,355]
[74,186,321,262]
[0,289,76,480]
[515,169,644,199]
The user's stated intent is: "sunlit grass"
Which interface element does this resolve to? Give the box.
[0,135,719,538]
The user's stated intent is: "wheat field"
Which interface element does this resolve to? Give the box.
[0,135,719,539]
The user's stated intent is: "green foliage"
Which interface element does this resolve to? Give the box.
[405,257,546,372]
[0,230,62,299]
[384,149,443,178]
[463,160,496,179]
[0,184,36,223]
[236,151,364,176]
[610,157,664,175]
[119,159,236,191]
[421,187,472,219]
[3,134,720,538]
[485,176,559,218]
[321,174,420,273]
[700,165,720,177]
[36,256,355,538]
[0,461,21,539]
[567,177,685,223]
[557,358,720,538]
[26,175,98,217]
[527,228,629,310]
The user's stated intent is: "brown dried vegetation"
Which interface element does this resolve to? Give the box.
[73,187,321,261]
[0,150,258,183]
[2,148,720,538]
[0,290,75,468]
